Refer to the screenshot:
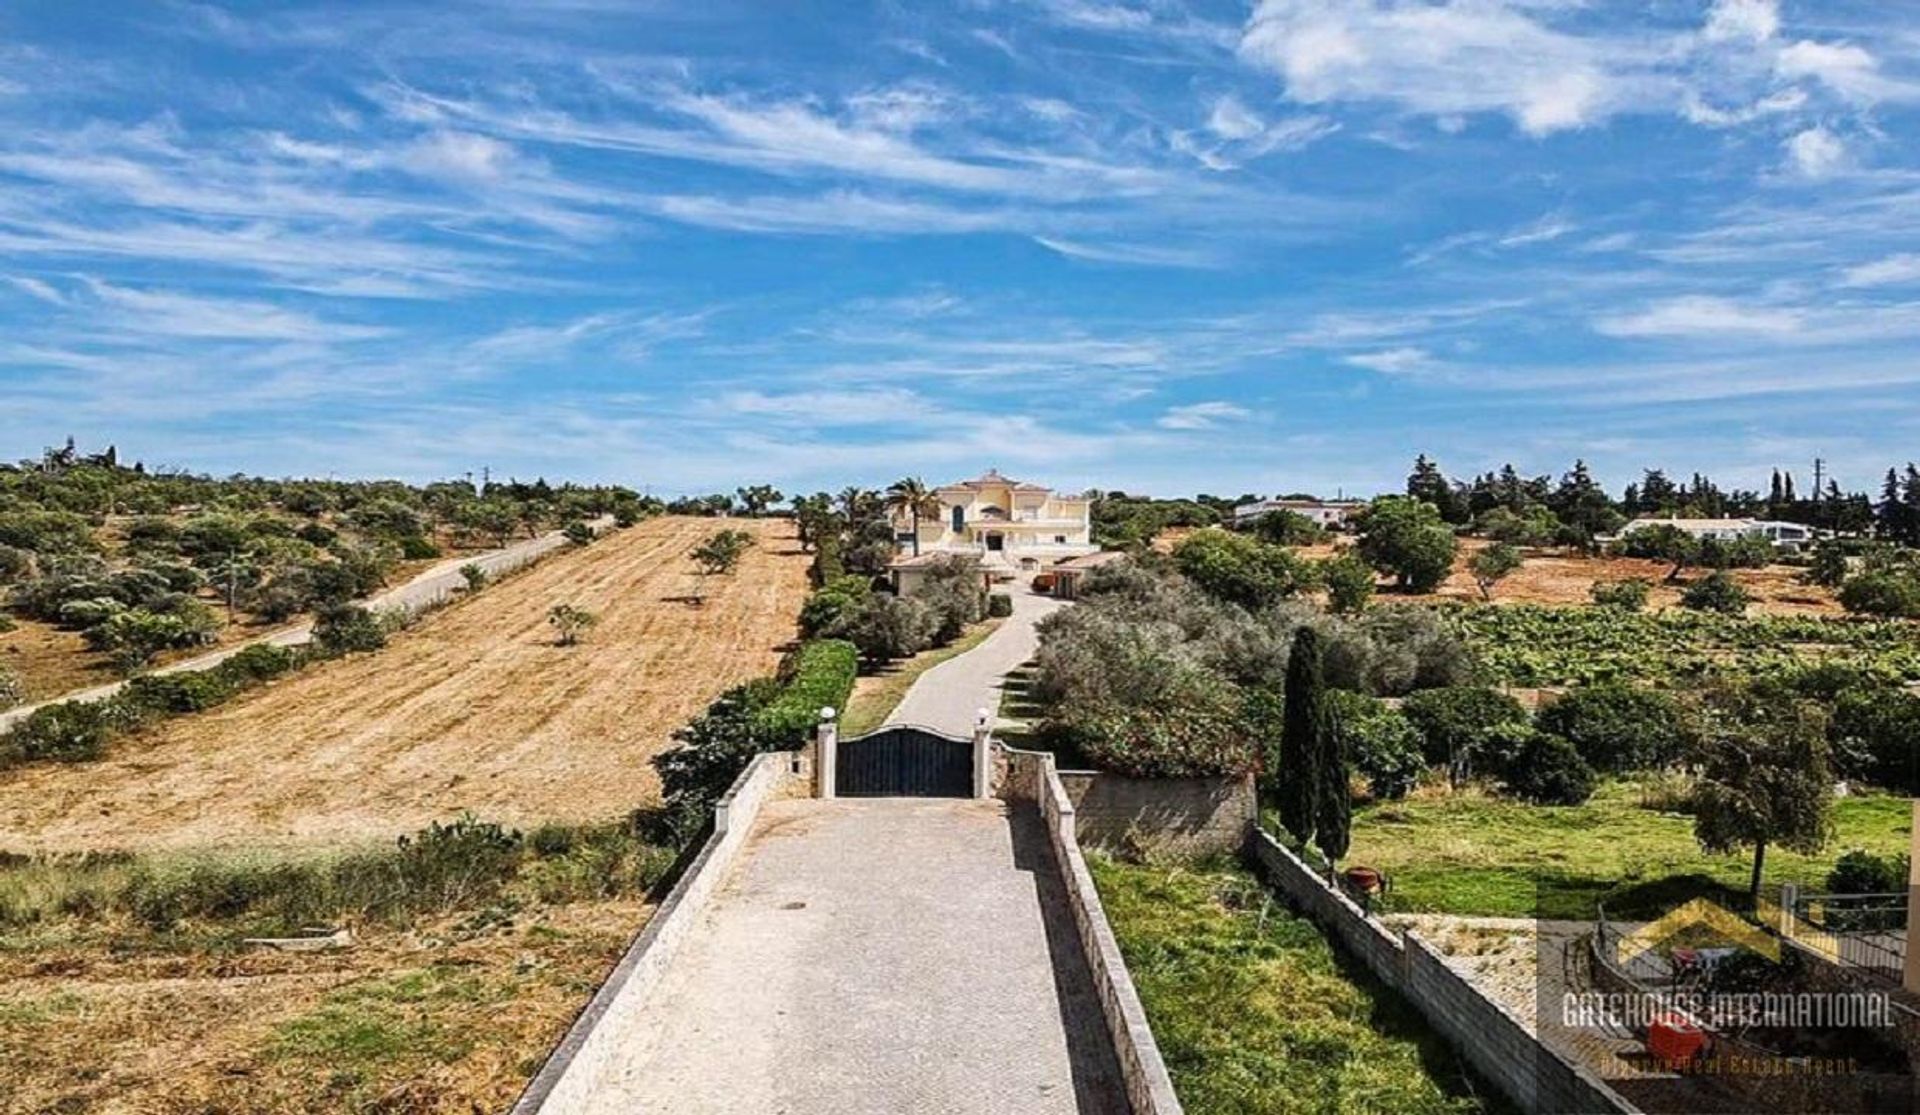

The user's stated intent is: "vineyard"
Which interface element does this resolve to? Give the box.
[1449,603,1920,688]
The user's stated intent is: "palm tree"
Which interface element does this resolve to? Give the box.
[837,486,878,523]
[885,477,940,556]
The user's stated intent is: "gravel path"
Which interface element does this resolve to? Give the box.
[582,798,1126,1114]
[884,579,1063,736]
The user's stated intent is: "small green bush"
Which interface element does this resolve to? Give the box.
[1838,571,1920,618]
[0,664,20,709]
[1830,686,1920,793]
[986,592,1013,618]
[459,563,488,592]
[1327,690,1423,800]
[314,604,386,655]
[1590,578,1650,611]
[2,700,114,764]
[563,520,596,547]
[1680,570,1748,614]
[799,589,861,637]
[753,639,858,746]
[1399,686,1528,775]
[124,670,238,715]
[1492,727,1595,804]
[398,535,441,561]
[219,642,299,683]
[1827,848,1909,895]
[1536,684,1695,773]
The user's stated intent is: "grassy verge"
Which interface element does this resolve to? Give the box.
[0,816,672,1112]
[1090,856,1496,1115]
[839,618,1003,736]
[1346,780,1911,919]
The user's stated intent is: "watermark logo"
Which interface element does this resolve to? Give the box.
[1615,896,1781,967]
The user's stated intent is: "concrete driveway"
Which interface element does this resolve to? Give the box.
[581,798,1126,1114]
[885,579,1063,737]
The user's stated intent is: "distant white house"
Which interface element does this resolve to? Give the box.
[1613,516,1819,551]
[1232,497,1367,530]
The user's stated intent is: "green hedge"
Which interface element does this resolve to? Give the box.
[752,638,857,746]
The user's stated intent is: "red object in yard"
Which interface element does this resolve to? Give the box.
[1342,866,1384,895]
[1646,1014,1707,1067]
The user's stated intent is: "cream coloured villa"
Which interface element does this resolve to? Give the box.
[891,469,1098,581]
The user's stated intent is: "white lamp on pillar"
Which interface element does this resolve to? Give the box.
[972,706,993,800]
[816,706,838,799]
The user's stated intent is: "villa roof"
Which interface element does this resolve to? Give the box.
[938,467,1052,493]
[1053,551,1126,571]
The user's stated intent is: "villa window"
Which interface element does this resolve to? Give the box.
[950,505,964,532]
[1054,535,1067,544]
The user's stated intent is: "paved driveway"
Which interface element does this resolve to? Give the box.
[885,579,1063,736]
[581,798,1126,1114]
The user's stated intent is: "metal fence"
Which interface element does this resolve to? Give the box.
[1781,888,1908,984]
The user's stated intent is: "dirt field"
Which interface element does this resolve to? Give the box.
[0,516,809,853]
[1296,537,1840,616]
[0,898,642,1114]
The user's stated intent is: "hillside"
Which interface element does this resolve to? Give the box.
[0,516,809,853]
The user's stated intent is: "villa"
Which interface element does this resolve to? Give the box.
[1232,497,1367,530]
[1612,515,1820,551]
[891,469,1098,588]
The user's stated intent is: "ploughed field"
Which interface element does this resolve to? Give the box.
[0,516,808,853]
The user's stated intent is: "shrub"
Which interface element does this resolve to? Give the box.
[313,604,386,655]
[651,678,784,840]
[1697,534,1774,571]
[548,603,599,646]
[1249,509,1326,546]
[838,594,938,664]
[0,510,96,554]
[1681,570,1749,614]
[1057,666,1259,778]
[1590,578,1651,611]
[1829,686,1920,792]
[1806,541,1850,588]
[91,608,200,674]
[1838,571,1920,618]
[1494,727,1595,805]
[1,700,114,764]
[398,535,441,560]
[1172,530,1313,610]
[799,589,860,637]
[1536,684,1695,773]
[1827,849,1910,896]
[123,670,238,715]
[563,521,596,547]
[1317,553,1375,614]
[1400,686,1528,777]
[459,563,488,592]
[219,642,299,683]
[986,592,1013,618]
[1326,690,1423,800]
[751,639,858,747]
[0,544,35,584]
[0,665,20,711]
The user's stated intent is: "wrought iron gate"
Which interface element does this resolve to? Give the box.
[836,725,973,797]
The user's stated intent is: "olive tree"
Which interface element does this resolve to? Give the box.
[1692,685,1834,904]
[1354,496,1459,593]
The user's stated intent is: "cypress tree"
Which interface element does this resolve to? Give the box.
[1279,626,1324,847]
[1314,689,1351,868]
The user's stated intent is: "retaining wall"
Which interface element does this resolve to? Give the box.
[1056,771,1255,860]
[1031,752,1184,1115]
[510,750,798,1114]
[1249,831,1637,1115]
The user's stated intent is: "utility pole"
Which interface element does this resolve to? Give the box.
[1813,457,1825,498]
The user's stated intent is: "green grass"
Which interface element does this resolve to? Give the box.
[838,618,1003,736]
[1091,857,1496,1115]
[268,966,506,1100]
[1346,780,1912,919]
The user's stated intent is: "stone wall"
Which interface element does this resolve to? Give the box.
[510,751,799,1114]
[1037,756,1185,1115]
[1056,771,1255,860]
[1250,832,1638,1115]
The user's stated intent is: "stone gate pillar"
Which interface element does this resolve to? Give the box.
[1904,800,1920,993]
[972,707,992,800]
[816,708,838,799]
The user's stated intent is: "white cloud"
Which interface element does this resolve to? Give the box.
[1207,95,1265,140]
[399,130,519,182]
[1703,0,1778,44]
[1032,236,1217,268]
[1344,347,1432,374]
[5,275,65,304]
[1774,40,1883,104]
[83,280,391,342]
[1157,400,1251,429]
[1594,295,1802,338]
[1840,254,1920,288]
[1783,126,1847,178]
[1238,0,1617,136]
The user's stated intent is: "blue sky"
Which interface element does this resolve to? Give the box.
[2,0,1917,499]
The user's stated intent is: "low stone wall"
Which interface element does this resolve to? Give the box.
[1250,832,1637,1115]
[1036,757,1184,1115]
[1057,771,1255,860]
[510,751,798,1114]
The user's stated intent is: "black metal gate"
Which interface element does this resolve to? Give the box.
[836,725,973,797]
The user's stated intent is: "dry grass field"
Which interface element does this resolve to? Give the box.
[0,898,642,1115]
[0,515,809,854]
